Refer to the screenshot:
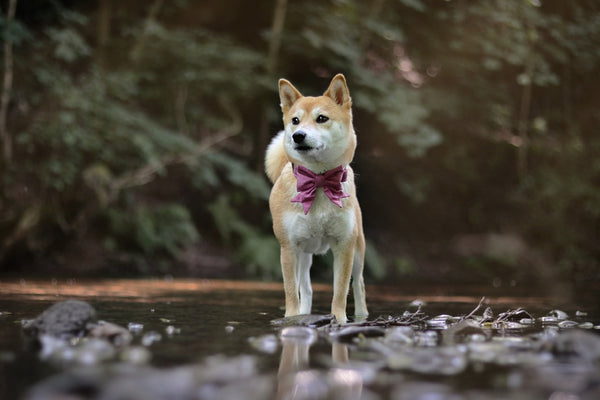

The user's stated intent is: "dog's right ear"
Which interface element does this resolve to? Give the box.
[279,79,303,115]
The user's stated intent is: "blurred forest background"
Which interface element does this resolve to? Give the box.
[0,0,599,289]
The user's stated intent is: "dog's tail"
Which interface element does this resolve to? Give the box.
[265,131,289,184]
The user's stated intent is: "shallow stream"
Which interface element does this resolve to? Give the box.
[0,278,599,399]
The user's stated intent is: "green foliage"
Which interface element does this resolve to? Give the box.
[283,0,441,158]
[394,256,417,276]
[208,195,280,279]
[1,0,599,284]
[365,240,386,280]
[105,204,199,258]
[197,152,271,200]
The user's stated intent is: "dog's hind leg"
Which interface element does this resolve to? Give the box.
[352,236,368,318]
[297,252,313,315]
[331,244,354,324]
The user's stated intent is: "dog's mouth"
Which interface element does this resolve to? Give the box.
[295,145,314,152]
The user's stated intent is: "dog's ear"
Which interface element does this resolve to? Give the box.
[324,74,351,108]
[279,79,303,114]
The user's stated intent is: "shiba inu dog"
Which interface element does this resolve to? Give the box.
[265,74,368,323]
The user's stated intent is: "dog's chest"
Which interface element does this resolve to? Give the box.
[283,189,355,254]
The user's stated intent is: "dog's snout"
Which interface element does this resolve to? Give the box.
[292,131,307,144]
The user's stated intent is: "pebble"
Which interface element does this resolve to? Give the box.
[557,320,578,329]
[385,326,415,345]
[88,321,132,347]
[141,331,162,346]
[127,322,144,334]
[548,310,569,320]
[120,346,152,364]
[248,334,278,354]
[427,314,452,328]
[165,325,181,336]
[409,299,426,307]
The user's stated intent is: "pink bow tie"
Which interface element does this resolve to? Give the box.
[291,164,350,214]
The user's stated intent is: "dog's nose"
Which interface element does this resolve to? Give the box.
[292,131,306,144]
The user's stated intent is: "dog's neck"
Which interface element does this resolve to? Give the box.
[291,162,346,176]
[290,164,350,214]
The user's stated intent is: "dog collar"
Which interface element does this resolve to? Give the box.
[291,164,350,215]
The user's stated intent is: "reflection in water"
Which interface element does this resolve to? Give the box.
[277,326,363,400]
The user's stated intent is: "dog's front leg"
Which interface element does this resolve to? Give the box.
[331,243,355,323]
[281,245,300,317]
[296,252,313,315]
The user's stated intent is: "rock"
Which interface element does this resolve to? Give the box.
[271,314,335,327]
[23,300,97,338]
[543,329,600,361]
[25,355,271,400]
[88,321,133,347]
[388,346,468,375]
[24,370,104,400]
[248,334,278,354]
[280,326,318,345]
[329,326,385,342]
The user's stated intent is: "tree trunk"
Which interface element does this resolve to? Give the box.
[255,0,288,171]
[96,0,112,67]
[0,0,17,168]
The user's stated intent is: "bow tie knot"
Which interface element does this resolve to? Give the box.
[291,165,350,215]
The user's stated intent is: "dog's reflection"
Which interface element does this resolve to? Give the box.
[276,327,363,400]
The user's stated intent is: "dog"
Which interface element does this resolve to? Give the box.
[265,73,368,323]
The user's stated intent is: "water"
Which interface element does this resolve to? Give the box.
[0,278,599,399]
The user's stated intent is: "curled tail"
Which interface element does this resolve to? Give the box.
[265,131,289,184]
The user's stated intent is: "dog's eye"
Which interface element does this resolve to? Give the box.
[291,117,300,125]
[316,115,329,123]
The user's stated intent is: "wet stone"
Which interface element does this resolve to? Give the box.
[427,314,453,328]
[248,334,278,354]
[384,326,415,345]
[391,382,461,400]
[280,326,318,345]
[120,346,152,364]
[165,325,181,336]
[548,310,569,320]
[387,346,468,375]
[271,313,335,327]
[88,321,133,347]
[329,326,386,342]
[23,300,97,338]
[557,320,578,329]
[127,322,144,334]
[141,331,162,347]
[543,329,600,361]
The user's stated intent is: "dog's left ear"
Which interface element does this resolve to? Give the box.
[324,74,352,108]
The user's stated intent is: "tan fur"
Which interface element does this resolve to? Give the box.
[265,74,368,323]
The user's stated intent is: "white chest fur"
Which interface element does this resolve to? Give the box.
[283,186,356,254]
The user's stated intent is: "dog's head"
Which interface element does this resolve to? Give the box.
[279,74,356,173]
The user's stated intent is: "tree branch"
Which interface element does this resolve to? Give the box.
[108,97,242,200]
